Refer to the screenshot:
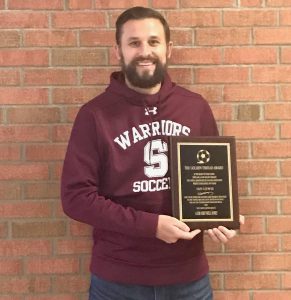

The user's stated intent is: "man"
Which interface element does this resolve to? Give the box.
[61,6,243,300]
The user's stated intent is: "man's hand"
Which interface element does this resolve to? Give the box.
[156,215,201,244]
[206,215,245,243]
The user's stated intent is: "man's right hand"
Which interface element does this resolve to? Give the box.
[156,215,201,244]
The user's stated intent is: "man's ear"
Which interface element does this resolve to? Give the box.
[167,41,173,59]
[114,45,122,61]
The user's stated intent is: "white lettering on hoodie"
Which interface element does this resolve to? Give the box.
[114,119,190,150]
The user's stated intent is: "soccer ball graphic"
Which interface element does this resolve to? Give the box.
[197,149,210,164]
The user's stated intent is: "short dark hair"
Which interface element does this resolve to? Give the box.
[115,6,171,45]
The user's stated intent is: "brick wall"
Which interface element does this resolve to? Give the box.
[0,0,290,299]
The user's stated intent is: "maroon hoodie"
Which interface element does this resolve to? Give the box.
[61,71,218,285]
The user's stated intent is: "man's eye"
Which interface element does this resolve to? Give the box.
[129,41,140,47]
[149,40,160,46]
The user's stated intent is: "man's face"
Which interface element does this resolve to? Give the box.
[115,18,172,89]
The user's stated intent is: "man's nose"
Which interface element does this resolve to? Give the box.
[139,43,152,57]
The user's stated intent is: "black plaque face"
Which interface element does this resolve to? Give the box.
[170,136,240,230]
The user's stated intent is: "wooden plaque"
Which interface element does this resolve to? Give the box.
[170,136,240,230]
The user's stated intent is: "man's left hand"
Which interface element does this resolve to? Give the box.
[206,215,245,244]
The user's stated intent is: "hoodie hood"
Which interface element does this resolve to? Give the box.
[106,71,177,107]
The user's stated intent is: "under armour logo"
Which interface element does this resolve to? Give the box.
[145,106,158,116]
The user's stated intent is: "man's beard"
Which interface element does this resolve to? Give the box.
[120,54,168,89]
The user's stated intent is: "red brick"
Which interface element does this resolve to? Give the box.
[214,291,250,300]
[69,0,92,9]
[281,123,291,138]
[225,273,280,289]
[181,0,234,7]
[282,199,291,214]
[281,161,291,177]
[56,239,92,255]
[0,223,7,238]
[0,277,51,294]
[0,163,49,180]
[171,29,193,46]
[196,67,249,83]
[171,48,221,65]
[0,50,48,66]
[25,144,67,161]
[225,235,280,252]
[238,179,249,196]
[281,85,291,100]
[167,67,193,84]
[0,88,48,104]
[267,217,291,233]
[239,216,265,234]
[80,30,115,47]
[7,107,60,124]
[82,67,117,85]
[267,0,291,6]
[0,145,21,161]
[237,160,277,177]
[26,257,79,274]
[211,104,232,121]
[52,125,72,142]
[224,47,277,64]
[253,141,291,158]
[25,182,60,199]
[152,0,178,8]
[236,141,250,159]
[253,66,291,83]
[224,85,276,102]
[282,47,291,63]
[8,0,63,9]
[52,12,106,28]
[24,69,78,86]
[0,183,21,200]
[95,0,147,8]
[0,31,21,47]
[253,291,291,300]
[209,273,222,290]
[239,198,277,215]
[0,126,49,142]
[196,28,251,46]
[254,27,291,44]
[70,221,92,237]
[208,255,250,271]
[12,221,66,238]
[66,106,82,123]
[24,30,77,47]
[0,69,20,86]
[166,10,221,27]
[241,0,263,7]
[53,275,89,293]
[188,85,223,103]
[253,254,291,270]
[280,9,291,25]
[237,104,260,121]
[0,12,48,28]
[265,103,291,120]
[223,123,276,139]
[26,296,79,300]
[0,202,51,218]
[52,87,101,104]
[282,236,291,251]
[0,240,51,256]
[224,10,277,26]
[252,179,288,196]
[282,272,291,288]
[0,259,22,275]
[52,49,107,66]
